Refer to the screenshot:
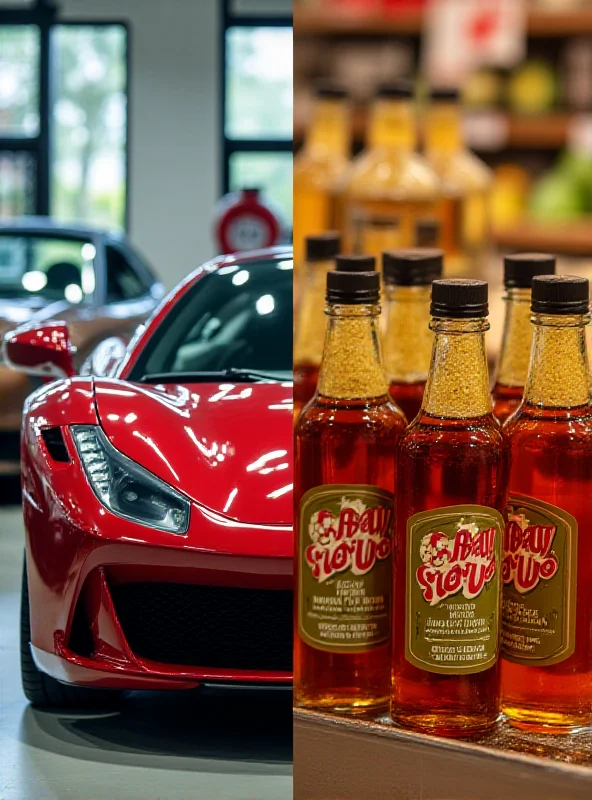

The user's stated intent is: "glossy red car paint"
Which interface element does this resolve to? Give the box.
[19,248,294,690]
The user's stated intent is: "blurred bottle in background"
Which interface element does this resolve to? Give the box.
[415,217,441,248]
[382,248,443,422]
[343,82,440,255]
[423,87,492,276]
[353,214,401,259]
[293,84,352,272]
[294,232,341,416]
[492,253,556,423]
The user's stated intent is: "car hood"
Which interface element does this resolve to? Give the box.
[93,379,294,526]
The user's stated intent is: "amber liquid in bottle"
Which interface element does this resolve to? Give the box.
[392,309,506,737]
[294,95,351,269]
[493,288,533,424]
[354,216,401,261]
[294,256,334,415]
[424,100,491,277]
[384,284,432,423]
[502,309,592,733]
[295,297,406,714]
[344,95,439,253]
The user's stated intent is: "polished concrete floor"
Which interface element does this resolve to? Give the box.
[0,482,292,800]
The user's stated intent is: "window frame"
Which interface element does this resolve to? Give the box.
[0,0,130,230]
[220,0,292,197]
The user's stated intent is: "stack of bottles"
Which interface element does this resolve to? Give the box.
[294,246,592,738]
[293,81,493,300]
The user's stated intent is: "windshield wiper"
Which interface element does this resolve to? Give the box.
[140,369,291,384]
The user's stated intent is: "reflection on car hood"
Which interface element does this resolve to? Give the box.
[93,378,294,526]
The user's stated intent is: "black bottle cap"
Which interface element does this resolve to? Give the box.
[326,270,380,305]
[382,249,443,286]
[431,278,489,318]
[376,80,413,100]
[335,254,376,273]
[305,232,341,262]
[314,82,349,100]
[531,275,590,315]
[429,87,460,102]
[504,253,556,289]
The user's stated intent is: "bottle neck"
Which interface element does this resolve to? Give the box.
[305,99,351,161]
[496,288,533,389]
[368,100,416,151]
[424,103,463,155]
[383,285,432,383]
[318,304,388,400]
[524,314,590,409]
[294,259,333,366]
[422,318,492,419]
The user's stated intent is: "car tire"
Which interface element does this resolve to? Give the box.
[20,559,121,710]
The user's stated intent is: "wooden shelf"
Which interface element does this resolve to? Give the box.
[294,708,592,800]
[505,112,571,149]
[294,6,592,37]
[494,218,592,256]
[294,111,573,150]
[528,8,592,36]
[293,5,423,36]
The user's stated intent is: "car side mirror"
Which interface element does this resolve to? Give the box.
[3,322,76,379]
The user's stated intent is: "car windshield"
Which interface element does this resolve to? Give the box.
[0,233,96,303]
[128,255,293,382]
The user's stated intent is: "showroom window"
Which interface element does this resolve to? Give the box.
[222,0,292,223]
[0,1,128,230]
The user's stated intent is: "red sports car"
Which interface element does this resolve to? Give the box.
[4,247,293,708]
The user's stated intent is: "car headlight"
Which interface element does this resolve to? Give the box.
[71,425,190,534]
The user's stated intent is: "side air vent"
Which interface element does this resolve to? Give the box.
[41,427,70,463]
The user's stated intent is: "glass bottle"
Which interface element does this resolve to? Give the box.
[493,253,556,424]
[343,82,440,254]
[295,269,406,715]
[415,217,442,249]
[294,233,341,417]
[382,248,443,422]
[424,88,492,277]
[295,251,376,417]
[294,84,352,270]
[353,215,401,260]
[501,275,592,734]
[392,279,507,737]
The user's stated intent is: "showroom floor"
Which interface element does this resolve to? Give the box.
[0,487,293,800]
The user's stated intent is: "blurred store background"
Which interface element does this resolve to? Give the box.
[294,0,592,357]
[0,0,293,289]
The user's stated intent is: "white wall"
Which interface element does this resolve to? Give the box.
[59,0,220,289]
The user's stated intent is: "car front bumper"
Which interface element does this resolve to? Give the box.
[23,447,293,690]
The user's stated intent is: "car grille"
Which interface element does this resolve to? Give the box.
[110,582,293,672]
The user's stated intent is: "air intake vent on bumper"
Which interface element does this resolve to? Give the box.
[41,428,70,463]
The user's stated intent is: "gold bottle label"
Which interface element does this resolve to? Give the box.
[298,484,393,653]
[502,494,577,666]
[405,505,504,675]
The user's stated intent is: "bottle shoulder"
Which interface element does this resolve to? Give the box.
[297,398,406,435]
[346,149,439,200]
[428,150,492,193]
[399,415,505,452]
[294,152,349,189]
[504,405,592,444]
